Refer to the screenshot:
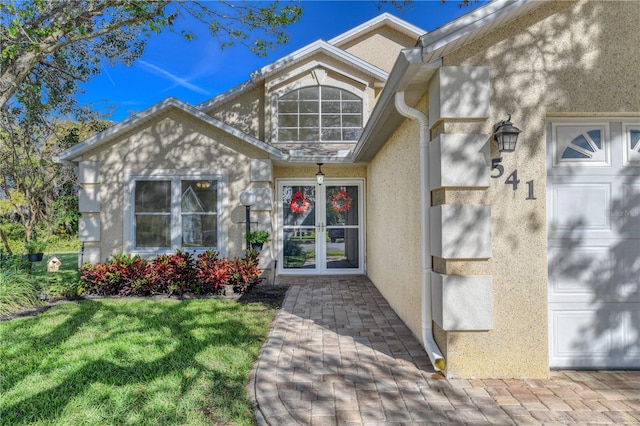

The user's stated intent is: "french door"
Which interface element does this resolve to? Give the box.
[277,179,364,274]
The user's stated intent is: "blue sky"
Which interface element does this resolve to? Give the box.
[80,1,488,122]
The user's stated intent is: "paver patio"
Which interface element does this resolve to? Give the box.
[250,276,640,425]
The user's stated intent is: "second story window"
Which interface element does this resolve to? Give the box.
[278,86,362,142]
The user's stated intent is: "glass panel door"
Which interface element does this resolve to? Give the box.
[325,185,360,270]
[282,184,317,270]
[279,180,363,274]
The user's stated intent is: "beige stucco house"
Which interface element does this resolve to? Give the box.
[56,0,639,378]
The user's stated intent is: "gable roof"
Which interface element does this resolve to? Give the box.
[328,12,426,47]
[198,13,421,112]
[250,40,389,82]
[353,0,548,162]
[198,40,389,111]
[54,97,285,164]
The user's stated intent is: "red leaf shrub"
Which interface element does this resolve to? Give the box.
[227,249,262,294]
[149,250,195,296]
[79,250,262,297]
[80,261,119,295]
[80,254,151,296]
[194,250,231,294]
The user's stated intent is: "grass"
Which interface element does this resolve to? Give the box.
[0,298,276,425]
[33,252,82,298]
[0,252,82,317]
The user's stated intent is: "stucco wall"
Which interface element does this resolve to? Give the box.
[273,165,366,180]
[208,84,264,140]
[340,27,418,74]
[435,0,640,377]
[83,109,269,260]
[366,117,423,339]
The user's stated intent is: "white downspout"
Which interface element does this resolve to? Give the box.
[394,92,445,371]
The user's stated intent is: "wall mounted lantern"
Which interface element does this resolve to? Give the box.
[316,163,325,185]
[239,190,256,251]
[493,114,522,152]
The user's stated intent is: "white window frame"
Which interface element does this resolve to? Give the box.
[123,169,229,257]
[269,75,369,145]
[551,121,611,168]
[623,122,640,167]
[276,86,363,143]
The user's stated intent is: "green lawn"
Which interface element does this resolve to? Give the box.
[0,298,275,425]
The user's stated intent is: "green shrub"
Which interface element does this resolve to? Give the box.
[0,270,41,316]
[0,253,31,272]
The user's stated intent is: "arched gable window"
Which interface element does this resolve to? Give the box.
[277,86,362,142]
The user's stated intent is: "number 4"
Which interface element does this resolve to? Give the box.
[505,170,520,190]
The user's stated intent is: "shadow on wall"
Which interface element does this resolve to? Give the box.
[441,0,640,367]
[96,110,265,260]
[549,171,640,367]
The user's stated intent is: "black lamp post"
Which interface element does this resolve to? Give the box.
[493,114,522,152]
[240,190,256,251]
[316,163,325,185]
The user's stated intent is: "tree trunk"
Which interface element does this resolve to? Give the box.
[0,228,12,254]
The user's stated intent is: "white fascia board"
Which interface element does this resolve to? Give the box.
[351,48,428,162]
[418,0,547,62]
[251,40,388,82]
[328,12,427,46]
[55,98,181,163]
[197,79,256,111]
[55,97,285,164]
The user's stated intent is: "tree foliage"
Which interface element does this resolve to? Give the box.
[0,110,111,243]
[0,0,303,108]
[0,0,301,246]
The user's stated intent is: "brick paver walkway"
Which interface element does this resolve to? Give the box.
[250,276,640,425]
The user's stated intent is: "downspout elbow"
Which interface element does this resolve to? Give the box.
[394,92,445,372]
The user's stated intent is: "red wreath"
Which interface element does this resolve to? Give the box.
[331,190,352,213]
[290,191,311,214]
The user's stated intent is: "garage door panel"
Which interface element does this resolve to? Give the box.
[551,182,612,233]
[548,240,638,303]
[549,304,640,368]
[617,182,640,238]
[548,119,640,370]
[548,243,612,303]
[616,239,640,302]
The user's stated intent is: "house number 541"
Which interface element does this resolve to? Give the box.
[491,158,536,200]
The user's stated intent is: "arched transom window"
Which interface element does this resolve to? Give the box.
[277,86,363,142]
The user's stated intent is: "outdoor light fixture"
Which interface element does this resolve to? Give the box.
[316,163,325,185]
[493,114,522,152]
[240,190,256,251]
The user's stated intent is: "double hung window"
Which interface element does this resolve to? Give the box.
[133,178,219,250]
[277,86,362,142]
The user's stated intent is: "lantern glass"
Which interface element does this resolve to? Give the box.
[494,117,521,152]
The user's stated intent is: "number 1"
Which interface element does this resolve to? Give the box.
[526,180,536,200]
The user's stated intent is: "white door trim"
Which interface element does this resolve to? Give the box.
[276,178,365,275]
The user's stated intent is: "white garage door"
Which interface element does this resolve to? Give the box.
[547,120,640,369]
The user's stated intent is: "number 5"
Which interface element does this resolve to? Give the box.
[491,158,504,178]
